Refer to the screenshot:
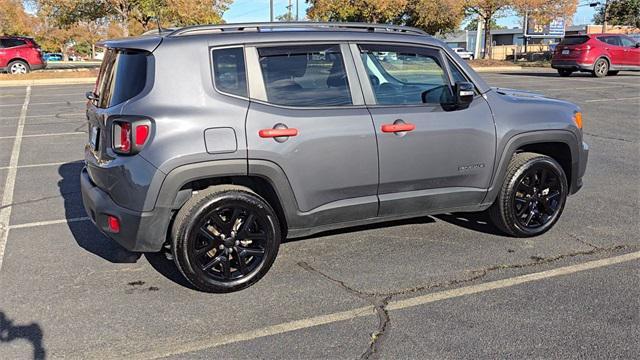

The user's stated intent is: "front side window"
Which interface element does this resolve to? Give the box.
[1,38,26,48]
[212,47,247,97]
[359,44,453,105]
[258,45,352,107]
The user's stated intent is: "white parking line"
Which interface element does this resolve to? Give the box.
[0,112,85,121]
[0,86,30,273]
[584,96,640,103]
[130,251,640,360]
[0,100,85,108]
[0,131,85,140]
[0,160,83,171]
[8,217,90,230]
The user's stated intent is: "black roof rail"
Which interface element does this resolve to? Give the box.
[167,22,429,37]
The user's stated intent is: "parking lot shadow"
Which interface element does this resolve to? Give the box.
[0,311,45,359]
[58,162,141,263]
[435,212,504,236]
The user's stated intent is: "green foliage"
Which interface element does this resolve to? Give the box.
[593,0,640,28]
[464,17,505,30]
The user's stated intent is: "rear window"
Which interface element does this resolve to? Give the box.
[95,48,148,108]
[559,36,589,45]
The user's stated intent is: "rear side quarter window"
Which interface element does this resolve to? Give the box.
[212,47,247,98]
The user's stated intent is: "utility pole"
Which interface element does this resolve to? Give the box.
[287,0,293,21]
[601,0,609,33]
[270,0,274,22]
[296,0,299,21]
[474,16,483,60]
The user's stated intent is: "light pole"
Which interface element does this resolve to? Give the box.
[270,0,274,22]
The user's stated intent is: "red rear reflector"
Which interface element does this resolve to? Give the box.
[107,215,120,233]
[135,124,149,146]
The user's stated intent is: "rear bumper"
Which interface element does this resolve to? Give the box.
[80,167,171,252]
[551,60,593,72]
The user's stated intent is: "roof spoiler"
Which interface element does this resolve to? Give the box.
[97,36,163,53]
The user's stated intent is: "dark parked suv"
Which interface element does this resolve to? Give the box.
[82,22,589,292]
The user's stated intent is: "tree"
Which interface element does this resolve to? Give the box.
[306,0,407,24]
[0,0,36,35]
[593,0,640,29]
[405,0,465,35]
[463,0,510,59]
[464,17,504,31]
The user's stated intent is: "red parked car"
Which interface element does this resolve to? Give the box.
[552,34,640,77]
[0,36,46,74]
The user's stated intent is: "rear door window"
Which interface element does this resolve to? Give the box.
[95,48,148,108]
[620,36,636,47]
[257,44,352,107]
[559,36,589,45]
[212,47,247,97]
[598,36,622,46]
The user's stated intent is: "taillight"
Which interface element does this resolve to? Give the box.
[112,119,152,155]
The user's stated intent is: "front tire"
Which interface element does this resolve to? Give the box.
[592,58,609,78]
[171,185,281,293]
[8,60,29,74]
[489,153,568,237]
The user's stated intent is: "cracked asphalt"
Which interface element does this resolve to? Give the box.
[0,69,638,359]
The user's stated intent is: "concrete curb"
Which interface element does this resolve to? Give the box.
[0,77,96,87]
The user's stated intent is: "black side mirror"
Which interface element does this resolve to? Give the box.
[454,81,474,109]
[635,42,640,48]
[85,91,98,101]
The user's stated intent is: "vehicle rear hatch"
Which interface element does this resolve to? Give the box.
[555,35,591,60]
[86,36,161,164]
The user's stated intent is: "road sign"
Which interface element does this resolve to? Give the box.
[526,17,566,38]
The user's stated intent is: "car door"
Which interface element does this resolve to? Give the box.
[598,36,625,67]
[619,35,640,67]
[244,43,379,225]
[352,43,496,216]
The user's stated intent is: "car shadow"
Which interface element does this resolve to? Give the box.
[435,212,504,236]
[0,311,46,359]
[58,162,141,264]
[285,215,437,243]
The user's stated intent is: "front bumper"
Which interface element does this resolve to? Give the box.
[551,60,593,72]
[572,141,589,194]
[80,167,171,252]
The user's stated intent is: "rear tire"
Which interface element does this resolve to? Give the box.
[489,152,568,237]
[8,60,29,74]
[557,69,573,77]
[592,58,609,78]
[171,185,281,293]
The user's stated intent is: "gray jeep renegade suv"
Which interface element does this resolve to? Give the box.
[81,22,589,293]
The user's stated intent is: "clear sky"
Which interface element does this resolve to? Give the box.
[223,0,597,28]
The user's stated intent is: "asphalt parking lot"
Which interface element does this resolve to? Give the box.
[0,69,638,359]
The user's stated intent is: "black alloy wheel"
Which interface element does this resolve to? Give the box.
[489,152,568,237]
[172,185,280,293]
[512,165,563,230]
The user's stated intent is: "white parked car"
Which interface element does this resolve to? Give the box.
[452,47,474,60]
